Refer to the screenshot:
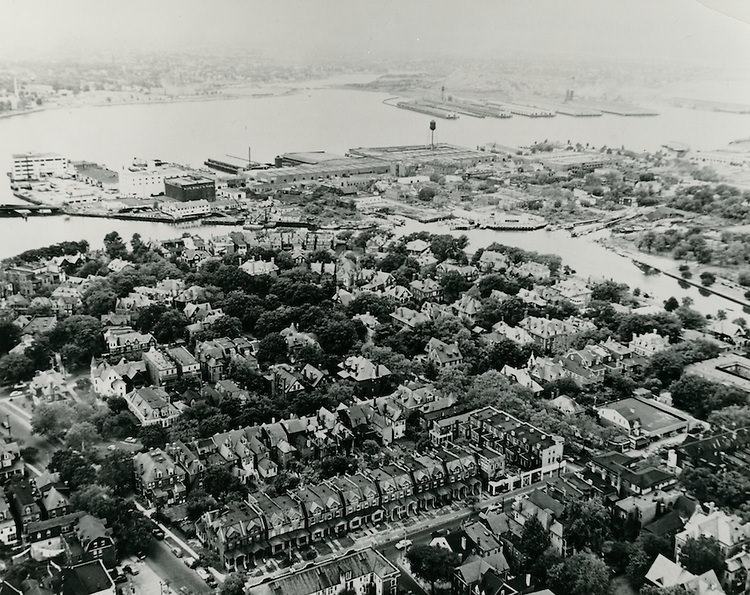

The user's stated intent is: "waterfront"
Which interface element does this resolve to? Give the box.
[0,212,741,319]
[2,83,750,207]
[1,84,749,317]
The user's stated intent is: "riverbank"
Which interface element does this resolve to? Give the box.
[597,237,750,311]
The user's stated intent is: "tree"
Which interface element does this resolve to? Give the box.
[63,421,99,450]
[626,533,672,589]
[0,353,36,384]
[520,515,550,571]
[98,450,136,496]
[417,187,437,202]
[219,573,247,595]
[320,455,357,478]
[31,402,74,440]
[257,333,288,365]
[203,467,244,502]
[548,553,610,595]
[707,405,750,430]
[103,231,128,259]
[664,296,679,312]
[699,271,716,286]
[0,320,21,356]
[139,425,168,449]
[49,449,96,489]
[82,285,117,317]
[440,270,470,303]
[406,544,460,593]
[562,497,611,552]
[679,536,726,579]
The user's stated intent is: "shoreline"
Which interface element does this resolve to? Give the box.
[597,236,750,310]
[0,86,303,122]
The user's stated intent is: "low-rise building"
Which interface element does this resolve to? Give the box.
[246,547,399,595]
[142,346,179,386]
[134,448,187,506]
[124,386,181,428]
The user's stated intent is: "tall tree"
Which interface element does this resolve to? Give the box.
[679,536,726,579]
[562,497,612,553]
[548,553,610,595]
[520,515,551,571]
[406,544,460,594]
[103,231,128,260]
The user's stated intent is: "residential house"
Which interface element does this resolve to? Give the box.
[478,250,509,273]
[103,326,156,357]
[675,509,750,561]
[337,356,392,396]
[0,487,17,545]
[390,306,429,329]
[452,294,482,324]
[245,548,399,595]
[124,386,181,428]
[133,448,187,506]
[629,330,671,357]
[197,502,266,571]
[644,554,725,594]
[409,278,441,302]
[426,338,463,370]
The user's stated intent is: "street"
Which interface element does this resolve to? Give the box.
[142,539,212,595]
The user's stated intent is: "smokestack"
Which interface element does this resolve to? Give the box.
[248,146,252,167]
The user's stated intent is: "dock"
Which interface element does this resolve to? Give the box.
[395,101,458,119]
[486,101,555,118]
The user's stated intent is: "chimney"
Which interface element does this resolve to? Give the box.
[461,535,467,551]
[525,574,531,587]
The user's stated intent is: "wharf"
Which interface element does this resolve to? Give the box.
[487,101,555,118]
[395,101,458,119]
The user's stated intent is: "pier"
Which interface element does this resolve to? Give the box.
[0,204,62,218]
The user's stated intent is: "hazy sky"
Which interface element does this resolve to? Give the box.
[1,0,748,68]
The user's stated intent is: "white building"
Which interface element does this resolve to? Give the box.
[11,152,68,181]
[119,159,186,198]
[158,199,211,220]
[629,330,670,357]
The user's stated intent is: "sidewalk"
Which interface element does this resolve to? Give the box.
[133,500,201,560]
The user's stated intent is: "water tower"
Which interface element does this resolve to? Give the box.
[429,120,436,149]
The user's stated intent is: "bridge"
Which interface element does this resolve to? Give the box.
[0,204,63,218]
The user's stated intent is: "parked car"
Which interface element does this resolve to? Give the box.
[136,551,147,560]
[1,421,8,430]
[107,444,117,451]
[12,382,26,390]
[9,390,23,398]
[395,539,412,551]
[124,437,137,444]
[151,526,165,540]
[171,546,183,558]
[122,565,138,576]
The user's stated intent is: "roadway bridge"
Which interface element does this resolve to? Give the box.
[0,204,63,217]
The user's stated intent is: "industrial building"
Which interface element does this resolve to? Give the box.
[11,152,68,182]
[247,155,390,187]
[158,199,211,220]
[164,175,216,202]
[119,158,188,198]
[348,143,495,168]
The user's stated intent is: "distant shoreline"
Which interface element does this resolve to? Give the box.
[0,86,302,121]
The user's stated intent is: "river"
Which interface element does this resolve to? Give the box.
[1,78,748,318]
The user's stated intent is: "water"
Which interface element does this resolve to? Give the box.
[0,83,748,318]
